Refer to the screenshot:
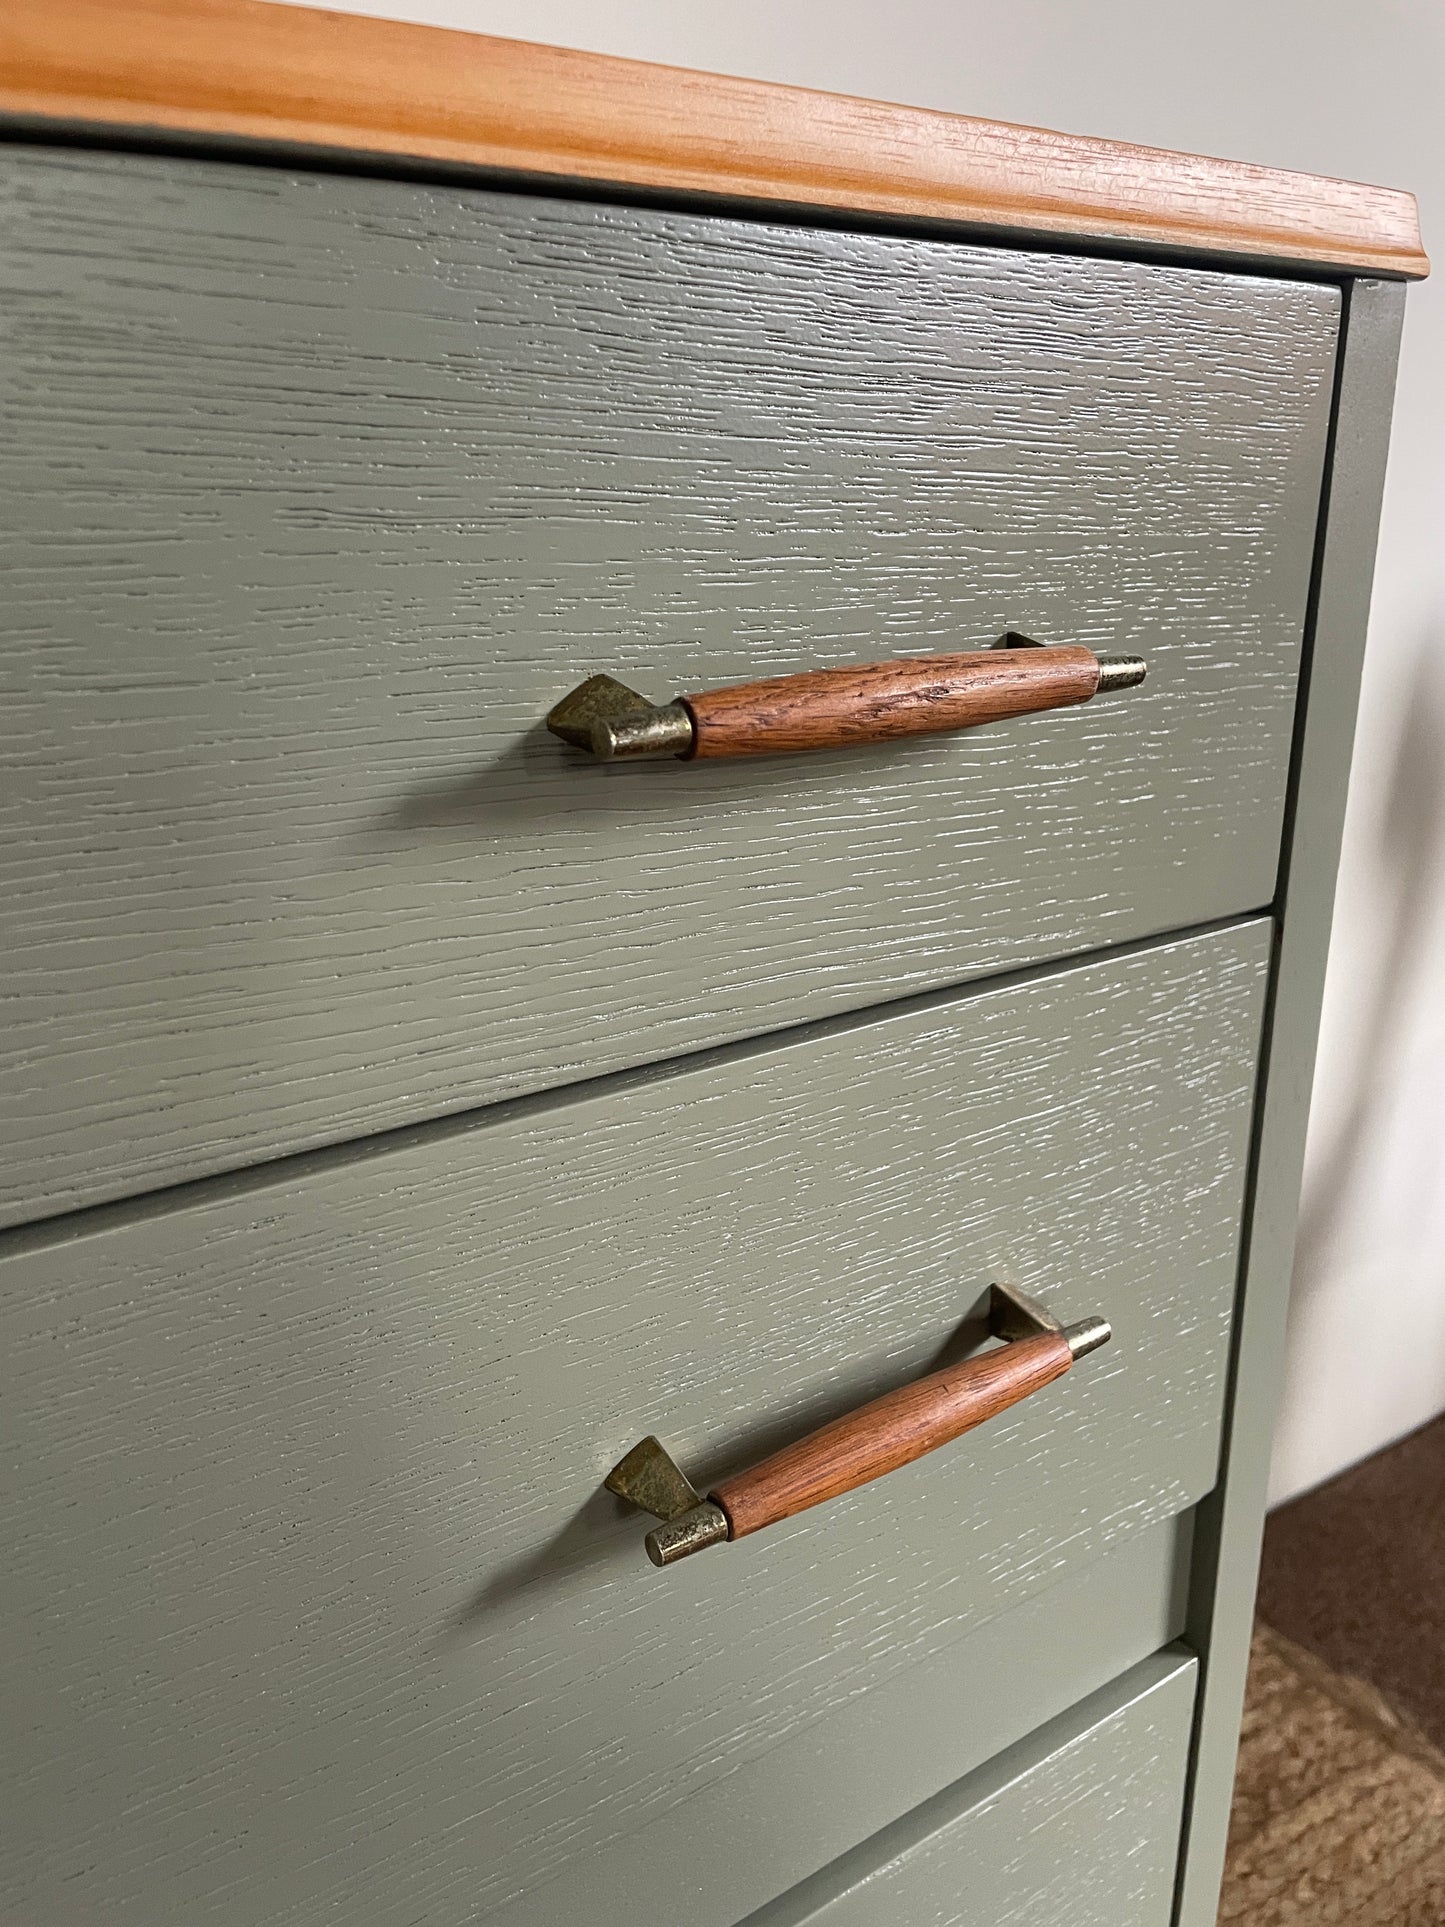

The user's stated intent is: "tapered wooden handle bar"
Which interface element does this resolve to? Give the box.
[685,646,1104,758]
[709,1328,1074,1538]
[546,644,1146,761]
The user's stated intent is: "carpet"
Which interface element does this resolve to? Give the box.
[1219,1623,1445,1925]
[1257,1413,1445,1751]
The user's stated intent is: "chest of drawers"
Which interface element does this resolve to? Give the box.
[0,4,1427,1924]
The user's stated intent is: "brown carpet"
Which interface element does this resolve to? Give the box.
[1220,1624,1445,1924]
[1257,1413,1445,1749]
[1220,1413,1445,1923]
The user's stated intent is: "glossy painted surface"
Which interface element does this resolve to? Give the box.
[0,146,1334,1222]
[1,927,1265,1926]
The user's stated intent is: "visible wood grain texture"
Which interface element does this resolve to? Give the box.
[0,0,1427,277]
[743,1652,1196,1927]
[0,149,1332,1223]
[496,1522,1193,1927]
[713,1331,1073,1535]
[686,648,1100,758]
[0,927,1267,1927]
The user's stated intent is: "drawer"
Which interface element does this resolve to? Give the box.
[0,145,1333,1222]
[743,1651,1197,1927]
[1,924,1265,1926]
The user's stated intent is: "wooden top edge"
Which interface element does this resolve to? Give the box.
[0,0,1429,278]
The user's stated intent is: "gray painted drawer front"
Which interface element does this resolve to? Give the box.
[1,925,1266,1926]
[743,1652,1196,1927]
[0,146,1333,1222]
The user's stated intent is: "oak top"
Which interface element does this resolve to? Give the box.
[0,0,1428,278]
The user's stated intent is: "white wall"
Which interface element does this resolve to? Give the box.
[282,0,1445,1503]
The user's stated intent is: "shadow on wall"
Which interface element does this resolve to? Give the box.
[1277,620,1445,1485]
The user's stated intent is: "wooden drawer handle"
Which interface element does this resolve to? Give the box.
[547,633,1146,762]
[605,1283,1111,1567]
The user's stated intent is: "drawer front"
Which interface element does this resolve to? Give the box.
[744,1652,1197,1927]
[0,146,1333,1221]
[1,925,1265,1926]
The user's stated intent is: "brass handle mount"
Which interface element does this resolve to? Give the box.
[605,1283,1111,1568]
[547,633,1146,762]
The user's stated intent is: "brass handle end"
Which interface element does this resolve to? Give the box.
[645,1502,729,1566]
[546,676,693,758]
[1064,1315,1112,1360]
[1094,655,1147,693]
[594,701,693,759]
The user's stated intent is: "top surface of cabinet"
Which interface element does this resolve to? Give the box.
[0,0,1428,277]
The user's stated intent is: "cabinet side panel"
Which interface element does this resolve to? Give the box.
[1174,277,1407,1927]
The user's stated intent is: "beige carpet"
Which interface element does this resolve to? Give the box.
[1219,1624,1445,1924]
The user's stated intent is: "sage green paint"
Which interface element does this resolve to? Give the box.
[1,927,1264,1927]
[0,144,1336,1226]
[1173,279,1408,1927]
[493,1522,1193,1927]
[740,1652,1197,1927]
[0,120,1409,1927]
